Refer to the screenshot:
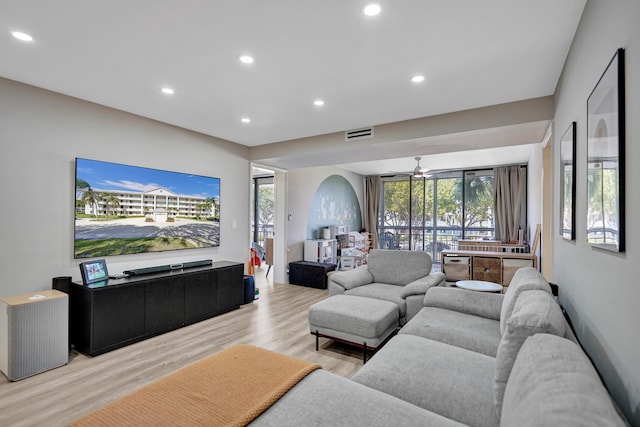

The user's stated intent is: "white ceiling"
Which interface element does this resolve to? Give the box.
[338,132,545,176]
[1,1,586,174]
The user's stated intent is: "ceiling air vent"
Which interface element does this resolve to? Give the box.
[345,127,374,142]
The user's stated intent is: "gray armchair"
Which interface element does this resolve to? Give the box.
[328,249,445,323]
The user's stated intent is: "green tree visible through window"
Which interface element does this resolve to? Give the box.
[380,169,499,254]
[383,180,411,231]
[258,185,274,229]
[462,174,494,230]
[437,178,462,226]
[252,180,274,247]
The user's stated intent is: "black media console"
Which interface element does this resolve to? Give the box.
[58,261,244,356]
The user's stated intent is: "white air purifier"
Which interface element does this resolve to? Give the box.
[0,290,68,381]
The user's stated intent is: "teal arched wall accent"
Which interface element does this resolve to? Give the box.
[307,175,362,239]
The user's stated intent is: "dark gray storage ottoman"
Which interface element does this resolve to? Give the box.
[288,261,337,289]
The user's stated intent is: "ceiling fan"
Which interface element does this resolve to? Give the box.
[411,157,430,178]
[387,156,433,178]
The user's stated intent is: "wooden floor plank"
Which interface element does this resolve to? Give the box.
[0,266,363,427]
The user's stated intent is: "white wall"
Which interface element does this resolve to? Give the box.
[0,78,250,297]
[527,144,543,255]
[285,166,364,267]
[553,1,640,423]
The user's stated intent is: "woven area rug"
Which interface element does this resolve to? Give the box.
[72,345,322,427]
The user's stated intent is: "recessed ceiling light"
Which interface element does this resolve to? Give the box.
[11,31,33,42]
[161,87,175,95]
[241,117,251,123]
[239,55,254,64]
[411,75,425,83]
[363,3,381,16]
[314,99,325,106]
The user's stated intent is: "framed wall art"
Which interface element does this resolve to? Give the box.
[560,121,576,241]
[586,48,625,252]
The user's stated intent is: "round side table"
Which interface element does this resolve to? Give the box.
[455,280,503,293]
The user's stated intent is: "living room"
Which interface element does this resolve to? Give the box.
[0,1,638,426]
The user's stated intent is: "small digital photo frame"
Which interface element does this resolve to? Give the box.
[79,259,109,285]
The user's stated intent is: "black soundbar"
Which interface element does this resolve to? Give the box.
[124,259,213,276]
[176,259,213,269]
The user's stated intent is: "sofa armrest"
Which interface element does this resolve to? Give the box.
[423,287,504,320]
[328,266,373,291]
[400,273,446,298]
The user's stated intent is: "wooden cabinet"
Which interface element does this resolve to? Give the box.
[502,258,535,285]
[472,256,502,283]
[441,250,537,287]
[66,261,243,356]
[442,256,470,281]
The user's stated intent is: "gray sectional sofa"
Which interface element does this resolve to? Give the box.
[328,249,446,323]
[251,266,627,426]
[399,266,578,356]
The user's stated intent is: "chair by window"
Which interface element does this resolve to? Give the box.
[381,231,399,249]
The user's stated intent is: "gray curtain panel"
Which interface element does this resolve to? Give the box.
[494,166,524,243]
[365,176,381,249]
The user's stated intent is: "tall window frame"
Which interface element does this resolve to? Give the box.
[252,175,274,249]
[378,165,526,263]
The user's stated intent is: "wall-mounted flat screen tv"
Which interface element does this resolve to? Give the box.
[74,158,220,259]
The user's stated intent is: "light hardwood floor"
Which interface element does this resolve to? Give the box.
[0,266,364,427]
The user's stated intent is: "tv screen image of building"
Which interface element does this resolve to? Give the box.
[74,158,221,258]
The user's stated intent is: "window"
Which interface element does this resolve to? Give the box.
[463,170,495,239]
[252,176,274,249]
[379,167,523,266]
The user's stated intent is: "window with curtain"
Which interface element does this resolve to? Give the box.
[377,166,526,264]
[493,166,527,243]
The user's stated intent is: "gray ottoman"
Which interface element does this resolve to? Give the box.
[308,295,399,363]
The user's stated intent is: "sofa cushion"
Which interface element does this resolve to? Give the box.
[366,249,432,286]
[353,334,499,427]
[499,267,552,335]
[399,306,502,357]
[253,370,467,427]
[329,265,374,291]
[345,283,407,318]
[494,290,565,412]
[423,286,504,321]
[501,333,627,427]
[400,273,446,298]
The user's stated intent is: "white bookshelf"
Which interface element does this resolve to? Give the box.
[304,239,337,264]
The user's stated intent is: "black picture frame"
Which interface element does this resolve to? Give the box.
[560,122,576,241]
[79,259,109,284]
[586,48,625,252]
